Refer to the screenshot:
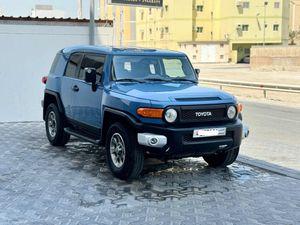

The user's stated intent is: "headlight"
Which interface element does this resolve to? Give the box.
[164,109,178,123]
[227,106,237,119]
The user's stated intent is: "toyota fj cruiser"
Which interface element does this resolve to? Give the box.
[42,45,249,180]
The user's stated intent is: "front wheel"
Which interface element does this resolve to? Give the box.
[105,122,144,180]
[203,147,240,167]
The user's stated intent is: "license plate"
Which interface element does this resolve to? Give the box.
[193,128,226,138]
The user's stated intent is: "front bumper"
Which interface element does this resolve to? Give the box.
[136,120,244,159]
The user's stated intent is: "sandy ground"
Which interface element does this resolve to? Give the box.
[195,64,300,107]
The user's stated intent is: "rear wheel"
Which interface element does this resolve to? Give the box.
[45,103,70,146]
[203,147,239,167]
[105,122,144,180]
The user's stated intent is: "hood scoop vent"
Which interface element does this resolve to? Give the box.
[175,97,221,102]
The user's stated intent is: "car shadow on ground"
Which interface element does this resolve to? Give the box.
[38,138,269,208]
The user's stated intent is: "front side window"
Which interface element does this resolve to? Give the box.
[65,53,82,78]
[79,54,105,83]
[112,55,196,82]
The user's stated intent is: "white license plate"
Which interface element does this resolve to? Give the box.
[193,128,226,138]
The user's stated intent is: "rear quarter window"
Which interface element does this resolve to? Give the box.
[49,53,60,74]
[65,53,82,78]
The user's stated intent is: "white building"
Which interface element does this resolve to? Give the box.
[31,4,65,18]
[0,16,113,122]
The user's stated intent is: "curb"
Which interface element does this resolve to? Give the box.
[237,155,300,180]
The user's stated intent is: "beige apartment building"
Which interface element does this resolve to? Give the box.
[290,0,300,31]
[99,0,290,63]
[99,0,136,46]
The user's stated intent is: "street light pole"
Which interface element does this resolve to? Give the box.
[263,1,268,46]
[89,0,95,45]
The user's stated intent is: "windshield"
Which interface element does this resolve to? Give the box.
[112,55,197,83]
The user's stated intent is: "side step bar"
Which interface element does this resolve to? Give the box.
[64,128,101,145]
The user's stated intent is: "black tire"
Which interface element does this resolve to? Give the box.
[45,103,70,146]
[105,122,144,180]
[203,147,240,167]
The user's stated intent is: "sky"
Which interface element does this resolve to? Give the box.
[0,0,100,18]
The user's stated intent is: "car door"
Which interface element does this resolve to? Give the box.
[60,52,83,120]
[71,53,106,130]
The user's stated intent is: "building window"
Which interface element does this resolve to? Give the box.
[196,27,203,33]
[193,55,197,60]
[220,55,224,59]
[141,31,144,40]
[141,11,144,20]
[274,2,280,8]
[193,44,197,48]
[149,28,152,35]
[273,24,279,31]
[245,48,250,54]
[196,5,204,12]
[149,8,152,15]
[160,29,164,39]
[165,27,169,33]
[242,25,249,31]
[220,43,224,48]
[165,5,169,12]
[243,2,250,8]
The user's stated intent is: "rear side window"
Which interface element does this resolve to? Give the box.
[78,54,106,83]
[50,53,60,74]
[65,53,82,78]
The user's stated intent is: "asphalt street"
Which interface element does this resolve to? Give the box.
[240,100,300,171]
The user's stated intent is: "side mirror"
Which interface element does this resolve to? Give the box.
[195,68,200,79]
[84,68,97,84]
[84,68,97,91]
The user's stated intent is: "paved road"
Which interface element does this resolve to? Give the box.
[240,100,300,171]
[0,122,300,225]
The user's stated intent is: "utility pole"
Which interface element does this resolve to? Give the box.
[263,1,268,46]
[77,0,82,19]
[89,0,95,45]
[120,7,124,47]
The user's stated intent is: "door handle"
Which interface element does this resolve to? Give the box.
[72,85,79,92]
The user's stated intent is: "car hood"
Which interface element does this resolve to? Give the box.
[110,82,234,103]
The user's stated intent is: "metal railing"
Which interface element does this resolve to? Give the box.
[200,79,300,98]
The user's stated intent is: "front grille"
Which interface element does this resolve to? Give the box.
[180,105,228,123]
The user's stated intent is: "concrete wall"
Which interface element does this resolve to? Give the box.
[180,42,229,63]
[0,21,113,122]
[250,46,300,71]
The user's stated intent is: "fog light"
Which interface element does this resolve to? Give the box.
[149,137,159,146]
[227,106,237,119]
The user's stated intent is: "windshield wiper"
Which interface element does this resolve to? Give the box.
[115,78,145,83]
[144,78,171,82]
[171,78,198,84]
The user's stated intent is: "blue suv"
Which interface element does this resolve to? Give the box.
[42,45,249,180]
